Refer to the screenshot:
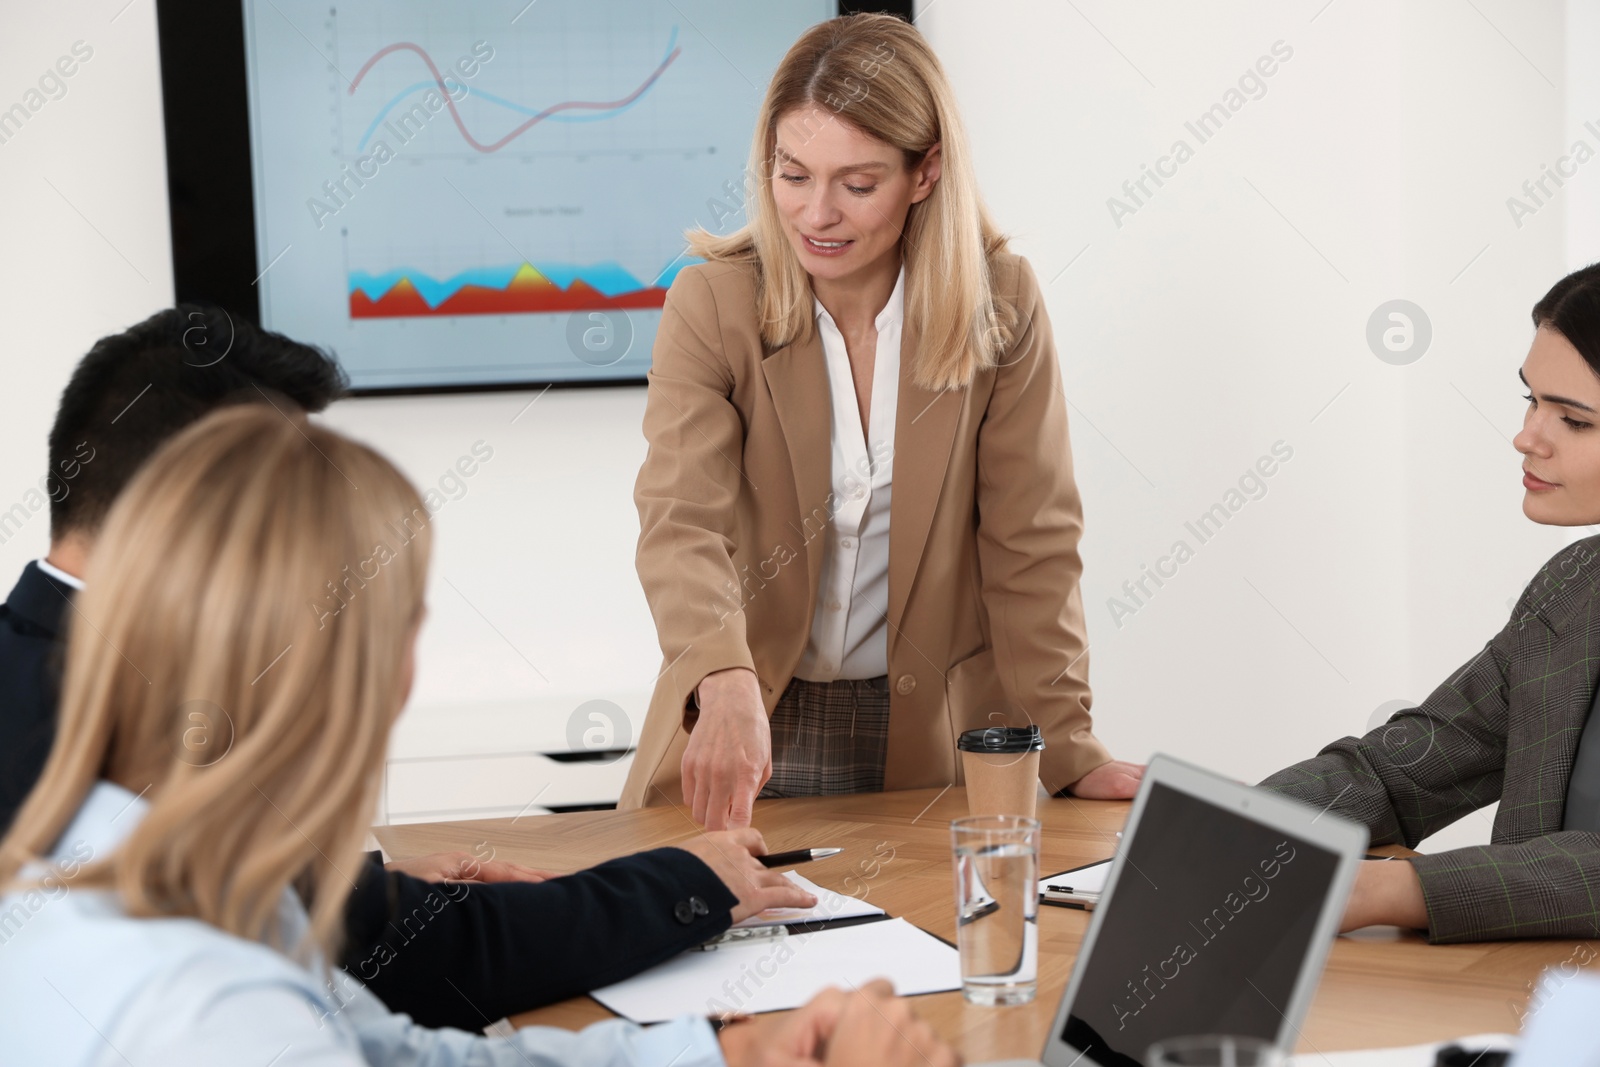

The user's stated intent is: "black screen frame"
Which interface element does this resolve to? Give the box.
[154,0,915,397]
[1038,755,1367,1067]
[1057,782,1341,1064]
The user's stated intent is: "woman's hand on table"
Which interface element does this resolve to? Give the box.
[683,667,772,829]
[1067,760,1146,799]
[676,828,817,923]
[716,979,961,1067]
[1339,858,1428,933]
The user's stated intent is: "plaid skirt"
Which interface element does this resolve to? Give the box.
[759,675,890,798]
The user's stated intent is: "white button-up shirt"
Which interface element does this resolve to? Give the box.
[792,265,903,682]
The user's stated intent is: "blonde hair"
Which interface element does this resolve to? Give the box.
[687,12,1016,392]
[0,405,431,961]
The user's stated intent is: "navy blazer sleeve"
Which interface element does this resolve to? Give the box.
[340,847,737,1030]
[0,564,73,835]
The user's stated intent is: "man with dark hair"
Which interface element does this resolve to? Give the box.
[7,305,349,824]
[0,306,810,1029]
[43,304,350,548]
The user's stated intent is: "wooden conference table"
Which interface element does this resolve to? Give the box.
[375,787,1584,1059]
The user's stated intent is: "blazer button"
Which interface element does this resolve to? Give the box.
[674,900,695,924]
[896,674,916,696]
[690,896,709,916]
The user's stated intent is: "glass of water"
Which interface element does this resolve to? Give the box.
[951,814,1040,1005]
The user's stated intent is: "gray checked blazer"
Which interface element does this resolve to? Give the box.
[1261,535,1600,943]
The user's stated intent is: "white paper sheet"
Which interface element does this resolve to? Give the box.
[731,871,885,929]
[590,916,961,1023]
[1038,859,1111,897]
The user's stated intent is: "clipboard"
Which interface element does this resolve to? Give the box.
[1038,858,1112,911]
[700,871,897,950]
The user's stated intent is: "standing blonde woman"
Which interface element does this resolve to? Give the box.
[621,13,1142,828]
[0,406,954,1067]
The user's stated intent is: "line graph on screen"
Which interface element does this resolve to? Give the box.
[240,0,830,387]
[347,28,682,154]
[329,8,713,323]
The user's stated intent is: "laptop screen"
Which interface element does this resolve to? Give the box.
[1059,781,1342,1065]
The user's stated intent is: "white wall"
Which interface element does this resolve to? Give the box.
[0,1,1583,842]
[920,0,1574,849]
[0,3,174,569]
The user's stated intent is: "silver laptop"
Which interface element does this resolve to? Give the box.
[984,753,1367,1066]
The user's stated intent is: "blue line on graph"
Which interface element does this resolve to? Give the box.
[355,27,680,153]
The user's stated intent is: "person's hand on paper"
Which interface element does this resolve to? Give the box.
[717,980,960,1067]
[683,667,771,829]
[385,850,558,884]
[677,828,817,923]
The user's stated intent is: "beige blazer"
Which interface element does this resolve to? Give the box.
[618,251,1112,809]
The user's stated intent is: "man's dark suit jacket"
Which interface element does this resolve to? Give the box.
[0,561,736,1029]
[1262,537,1600,943]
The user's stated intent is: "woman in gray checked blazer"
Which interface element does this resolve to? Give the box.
[1263,262,1600,944]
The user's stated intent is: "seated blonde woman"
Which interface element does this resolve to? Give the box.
[0,406,955,1067]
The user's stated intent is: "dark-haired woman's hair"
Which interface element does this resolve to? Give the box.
[1533,263,1600,375]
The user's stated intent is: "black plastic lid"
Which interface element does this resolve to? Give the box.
[957,724,1044,753]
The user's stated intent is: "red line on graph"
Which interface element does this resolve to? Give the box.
[348,41,681,154]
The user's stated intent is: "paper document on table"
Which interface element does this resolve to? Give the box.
[1038,859,1111,897]
[1284,1033,1513,1066]
[731,871,884,928]
[590,917,961,1023]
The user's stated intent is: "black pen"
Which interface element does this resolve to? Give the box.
[759,847,843,868]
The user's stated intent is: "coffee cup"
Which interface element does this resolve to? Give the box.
[958,725,1044,819]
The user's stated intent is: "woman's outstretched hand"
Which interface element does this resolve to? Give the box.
[676,828,817,922]
[682,667,772,829]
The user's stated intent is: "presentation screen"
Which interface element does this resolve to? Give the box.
[232,0,834,392]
